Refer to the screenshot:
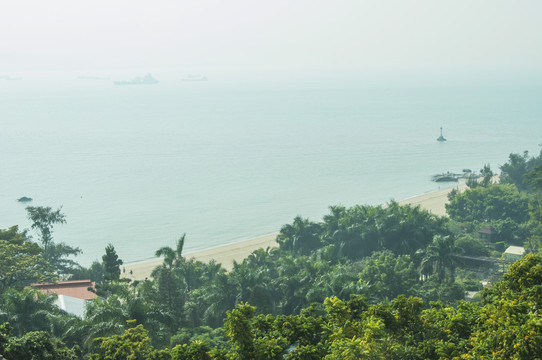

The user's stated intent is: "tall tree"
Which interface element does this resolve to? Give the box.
[102,244,123,282]
[470,164,494,190]
[94,245,127,297]
[525,163,542,192]
[155,233,186,269]
[25,206,81,274]
[480,164,494,187]
[466,164,493,189]
[26,206,66,254]
[151,234,187,322]
[420,235,462,282]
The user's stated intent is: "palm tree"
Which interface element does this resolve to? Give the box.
[334,223,379,260]
[420,235,462,282]
[202,272,239,327]
[1,288,61,336]
[203,259,226,282]
[379,201,446,256]
[151,234,187,321]
[154,233,186,270]
[49,312,86,348]
[83,295,127,343]
[277,216,322,255]
[322,205,347,240]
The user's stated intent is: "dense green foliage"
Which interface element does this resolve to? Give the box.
[446,184,529,224]
[454,234,489,257]
[278,201,449,259]
[3,201,462,357]
[69,255,541,359]
[500,149,542,191]
[525,163,542,253]
[446,183,530,248]
[419,235,462,282]
[0,226,55,295]
[0,322,81,359]
[90,321,169,360]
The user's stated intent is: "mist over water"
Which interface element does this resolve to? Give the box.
[1,77,541,266]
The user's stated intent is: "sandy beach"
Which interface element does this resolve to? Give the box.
[122,182,467,281]
[398,182,467,216]
[122,233,280,280]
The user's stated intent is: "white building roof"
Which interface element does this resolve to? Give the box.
[505,246,525,256]
[54,294,87,318]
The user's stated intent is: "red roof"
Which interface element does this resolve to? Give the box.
[31,280,97,300]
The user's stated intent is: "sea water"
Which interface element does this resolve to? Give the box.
[1,74,541,266]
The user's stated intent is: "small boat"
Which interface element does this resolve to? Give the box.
[437,126,446,141]
[17,196,33,202]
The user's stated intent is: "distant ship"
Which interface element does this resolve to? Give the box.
[437,126,446,141]
[181,75,208,82]
[114,74,158,85]
[0,75,22,80]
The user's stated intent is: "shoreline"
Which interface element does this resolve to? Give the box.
[122,233,279,280]
[119,232,280,267]
[122,182,467,281]
[398,182,467,216]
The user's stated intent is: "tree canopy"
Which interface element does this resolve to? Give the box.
[446,184,529,224]
[0,226,55,295]
[278,202,449,260]
[79,255,542,359]
[500,149,542,191]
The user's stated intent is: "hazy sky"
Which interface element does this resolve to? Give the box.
[2,0,542,81]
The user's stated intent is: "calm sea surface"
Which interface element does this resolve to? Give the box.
[1,74,541,266]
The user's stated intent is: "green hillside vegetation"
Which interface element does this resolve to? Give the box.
[1,147,542,359]
[2,255,541,359]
